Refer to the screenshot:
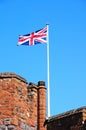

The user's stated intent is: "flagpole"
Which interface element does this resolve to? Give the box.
[46,24,50,118]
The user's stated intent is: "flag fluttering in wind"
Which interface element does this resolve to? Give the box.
[18,27,47,46]
[17,24,50,118]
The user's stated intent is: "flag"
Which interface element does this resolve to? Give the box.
[18,26,47,46]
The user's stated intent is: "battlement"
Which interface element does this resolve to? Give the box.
[0,72,28,84]
[0,72,46,130]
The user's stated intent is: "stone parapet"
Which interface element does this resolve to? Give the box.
[0,72,47,130]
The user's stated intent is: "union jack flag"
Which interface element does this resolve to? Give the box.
[18,26,47,46]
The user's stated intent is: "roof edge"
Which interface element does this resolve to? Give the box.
[48,106,86,122]
[0,72,28,84]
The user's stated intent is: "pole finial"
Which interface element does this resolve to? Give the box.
[46,23,49,26]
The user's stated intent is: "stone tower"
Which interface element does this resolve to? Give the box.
[0,72,46,130]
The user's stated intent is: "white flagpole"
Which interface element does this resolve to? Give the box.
[46,24,50,118]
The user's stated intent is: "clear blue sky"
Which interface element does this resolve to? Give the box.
[0,0,86,117]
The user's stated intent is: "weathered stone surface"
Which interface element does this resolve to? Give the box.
[0,72,46,130]
[46,107,86,130]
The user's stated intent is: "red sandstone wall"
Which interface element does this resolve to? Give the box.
[47,112,84,130]
[0,73,46,130]
[28,83,38,128]
[38,81,46,130]
[0,77,33,129]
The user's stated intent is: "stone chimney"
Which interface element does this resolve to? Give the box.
[38,81,46,130]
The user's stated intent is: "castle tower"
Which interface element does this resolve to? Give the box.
[0,72,47,130]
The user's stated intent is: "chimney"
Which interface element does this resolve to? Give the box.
[38,81,46,130]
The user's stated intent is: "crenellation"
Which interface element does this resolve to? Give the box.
[0,72,46,130]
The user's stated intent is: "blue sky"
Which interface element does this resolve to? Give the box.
[0,0,86,117]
